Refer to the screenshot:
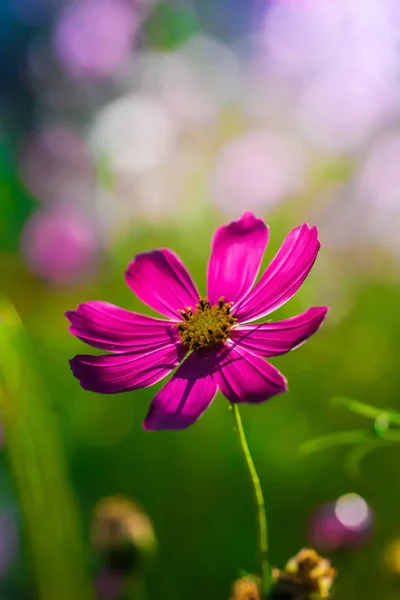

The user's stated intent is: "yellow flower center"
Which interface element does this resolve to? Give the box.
[177,297,237,351]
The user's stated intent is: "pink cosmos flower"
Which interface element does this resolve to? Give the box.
[67,212,328,431]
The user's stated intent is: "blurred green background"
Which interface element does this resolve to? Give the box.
[1,1,400,599]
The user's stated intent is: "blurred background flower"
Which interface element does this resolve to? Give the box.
[20,206,100,284]
[309,494,374,552]
[91,495,156,575]
[53,0,140,81]
[2,0,400,598]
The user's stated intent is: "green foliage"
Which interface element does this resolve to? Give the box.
[0,296,94,600]
[143,3,200,50]
[300,396,400,479]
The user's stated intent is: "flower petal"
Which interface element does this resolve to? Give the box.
[125,249,199,319]
[143,351,218,431]
[230,307,329,357]
[234,224,320,323]
[66,301,180,353]
[70,343,186,394]
[206,212,269,306]
[216,344,287,403]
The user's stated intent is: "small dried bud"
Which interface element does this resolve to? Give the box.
[270,548,336,600]
[91,495,157,575]
[269,575,308,600]
[229,576,260,600]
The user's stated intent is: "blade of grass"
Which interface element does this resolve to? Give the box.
[0,296,94,600]
[299,430,370,455]
[330,396,400,426]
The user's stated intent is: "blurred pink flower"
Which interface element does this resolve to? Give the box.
[53,0,139,79]
[67,212,327,431]
[309,494,374,551]
[21,208,99,284]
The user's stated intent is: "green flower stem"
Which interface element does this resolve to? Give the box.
[230,404,271,597]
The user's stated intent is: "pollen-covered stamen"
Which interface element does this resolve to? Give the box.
[177,296,237,350]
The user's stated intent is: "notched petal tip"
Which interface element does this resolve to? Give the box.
[65,304,89,326]
[237,211,267,227]
[317,305,330,317]
[64,309,74,323]
[69,355,92,391]
[305,306,329,331]
[142,420,156,432]
[124,248,163,275]
[280,375,289,394]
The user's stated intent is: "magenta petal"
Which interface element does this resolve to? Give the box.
[206,212,269,306]
[234,224,320,322]
[216,344,287,403]
[231,307,329,357]
[143,351,218,431]
[70,343,186,394]
[66,301,179,353]
[125,249,199,319]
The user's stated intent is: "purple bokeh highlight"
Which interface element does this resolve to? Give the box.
[309,494,374,551]
[53,0,140,80]
[21,208,99,284]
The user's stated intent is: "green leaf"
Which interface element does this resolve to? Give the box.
[143,3,200,51]
[330,396,400,425]
[373,413,390,438]
[345,435,400,480]
[299,430,370,456]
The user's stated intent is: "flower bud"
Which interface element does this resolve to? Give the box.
[229,576,260,600]
[271,548,336,600]
[229,549,336,600]
[91,495,157,575]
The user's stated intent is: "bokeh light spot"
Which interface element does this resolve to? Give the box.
[385,538,400,575]
[21,208,99,284]
[90,94,177,174]
[334,493,372,531]
[53,0,139,79]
